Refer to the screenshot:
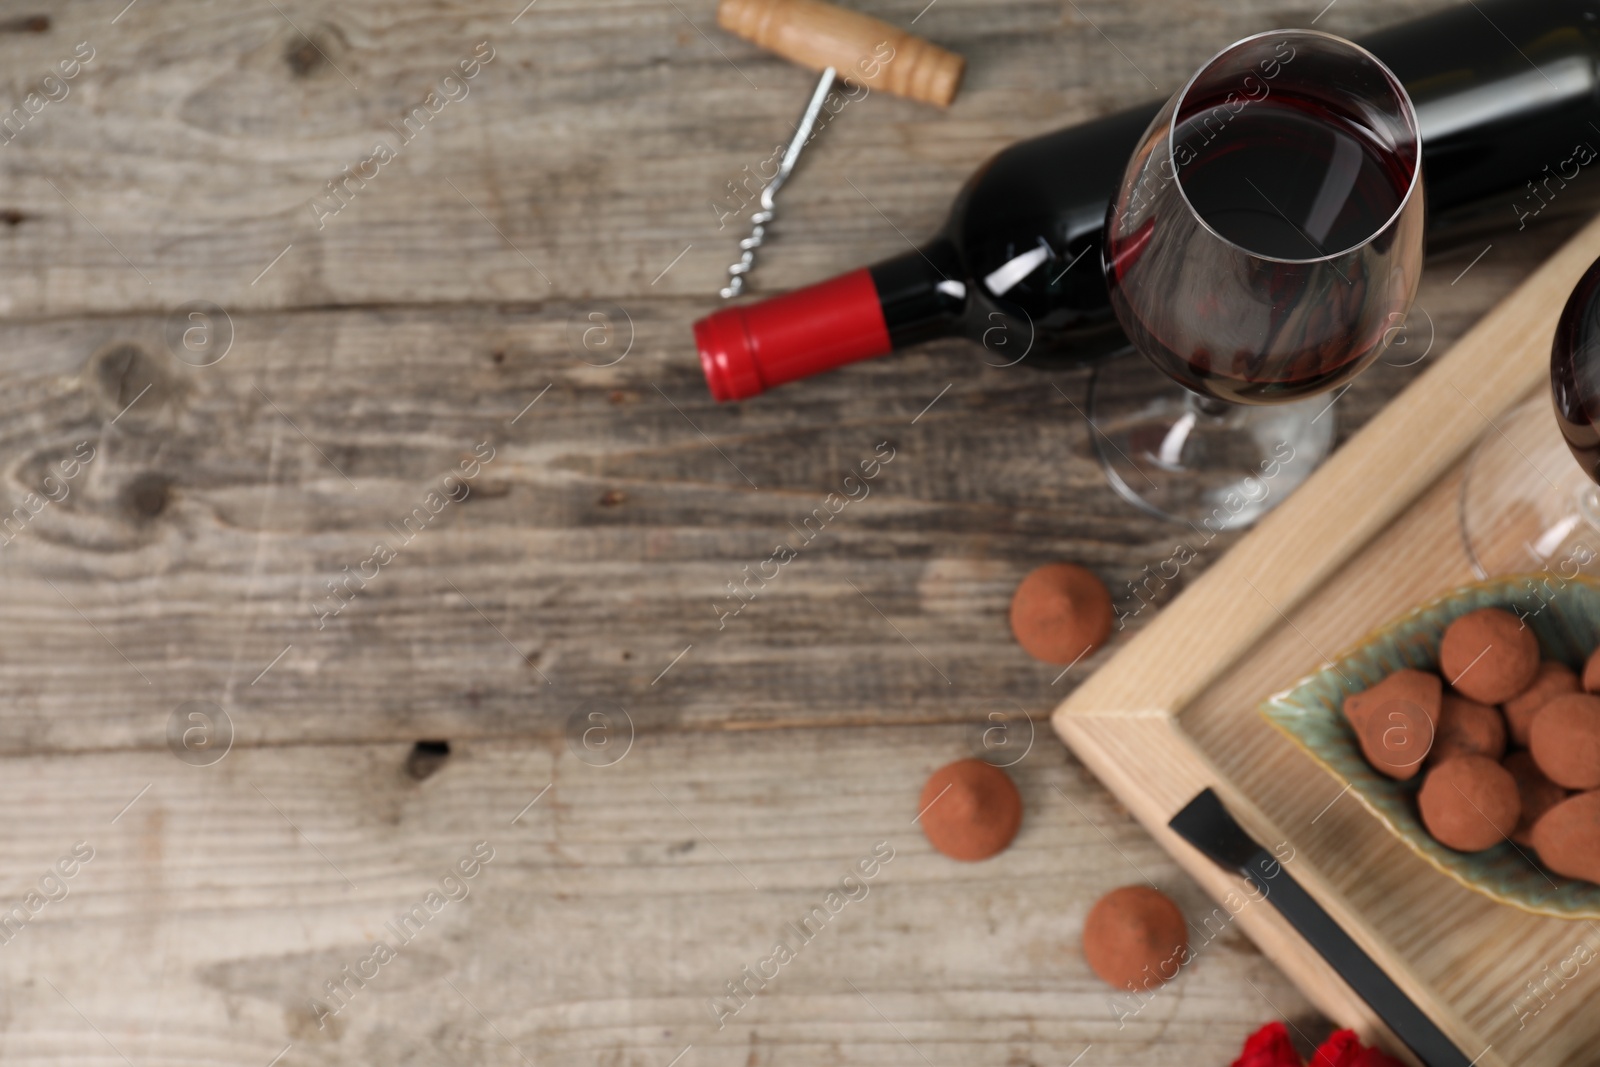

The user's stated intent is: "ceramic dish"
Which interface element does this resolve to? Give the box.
[1261,574,1600,919]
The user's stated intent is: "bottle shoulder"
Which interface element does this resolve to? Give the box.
[934,105,1157,341]
[948,103,1161,254]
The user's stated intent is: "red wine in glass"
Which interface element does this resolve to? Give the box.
[1094,29,1422,528]
[1178,94,1411,259]
[1106,87,1418,405]
[1552,254,1600,483]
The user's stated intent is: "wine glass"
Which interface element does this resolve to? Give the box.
[1090,29,1423,529]
[1458,254,1600,579]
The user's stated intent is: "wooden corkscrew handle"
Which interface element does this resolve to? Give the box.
[717,0,965,108]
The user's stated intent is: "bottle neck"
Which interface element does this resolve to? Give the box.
[868,237,966,349]
[692,238,967,402]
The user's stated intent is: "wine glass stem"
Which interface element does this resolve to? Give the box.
[1187,391,1233,420]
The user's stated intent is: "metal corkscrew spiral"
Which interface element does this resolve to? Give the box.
[720,67,837,300]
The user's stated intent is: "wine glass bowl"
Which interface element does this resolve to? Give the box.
[1455,253,1600,581]
[1107,30,1423,405]
[1090,29,1423,528]
[1456,256,1600,582]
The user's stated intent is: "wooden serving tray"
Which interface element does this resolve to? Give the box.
[1052,214,1600,1067]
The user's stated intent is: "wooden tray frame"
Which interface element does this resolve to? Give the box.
[1052,214,1600,1067]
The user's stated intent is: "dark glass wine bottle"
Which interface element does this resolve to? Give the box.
[696,0,1600,401]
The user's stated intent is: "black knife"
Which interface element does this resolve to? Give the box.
[1168,788,1474,1067]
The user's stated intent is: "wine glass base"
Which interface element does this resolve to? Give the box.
[1086,352,1335,531]
[1459,395,1600,578]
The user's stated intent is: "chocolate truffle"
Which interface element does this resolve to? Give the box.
[1417,755,1520,852]
[1529,791,1600,884]
[1082,885,1189,992]
[1427,694,1507,766]
[1504,751,1569,847]
[1503,661,1579,747]
[918,758,1022,862]
[1356,704,1437,779]
[1009,563,1113,665]
[1342,669,1441,731]
[1439,608,1540,705]
[1343,670,1441,780]
[1584,646,1600,693]
[1528,693,1600,789]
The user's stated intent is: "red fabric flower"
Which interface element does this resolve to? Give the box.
[1309,1030,1407,1067]
[1232,1022,1407,1067]
[1233,1021,1300,1067]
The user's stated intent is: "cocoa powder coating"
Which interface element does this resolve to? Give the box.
[1417,755,1521,852]
[1529,791,1600,884]
[918,758,1023,862]
[1503,751,1569,847]
[1009,563,1113,665]
[1528,693,1600,789]
[1427,694,1507,766]
[1584,645,1600,693]
[1342,670,1441,780]
[1082,885,1189,992]
[1439,608,1540,704]
[1342,669,1441,732]
[1356,702,1436,779]
[1503,661,1579,747]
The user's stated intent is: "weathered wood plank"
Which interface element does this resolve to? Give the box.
[0,213,1556,755]
[0,724,1317,1065]
[0,0,1455,317]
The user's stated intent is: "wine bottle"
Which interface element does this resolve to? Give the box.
[695,0,1600,401]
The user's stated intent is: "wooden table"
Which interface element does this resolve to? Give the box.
[0,0,1566,1063]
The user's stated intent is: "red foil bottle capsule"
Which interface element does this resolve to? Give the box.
[695,269,892,401]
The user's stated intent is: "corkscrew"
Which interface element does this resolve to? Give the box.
[719,67,837,300]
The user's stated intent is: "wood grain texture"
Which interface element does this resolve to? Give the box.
[0,0,1570,1062]
[0,299,1210,753]
[0,311,1528,754]
[1054,213,1600,1067]
[0,725,1320,1066]
[0,225,1564,755]
[0,0,1458,317]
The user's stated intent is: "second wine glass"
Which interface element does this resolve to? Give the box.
[1092,29,1424,529]
[1457,253,1600,580]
